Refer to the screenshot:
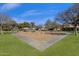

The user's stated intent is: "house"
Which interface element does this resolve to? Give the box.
[63,23,79,28]
[22,27,30,32]
[22,27,36,32]
[38,26,48,31]
[62,23,79,31]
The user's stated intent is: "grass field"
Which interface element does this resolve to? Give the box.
[0,33,79,56]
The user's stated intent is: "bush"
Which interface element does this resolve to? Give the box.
[62,27,74,31]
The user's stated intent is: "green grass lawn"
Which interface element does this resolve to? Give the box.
[0,33,79,56]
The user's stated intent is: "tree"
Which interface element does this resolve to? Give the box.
[35,24,43,30]
[44,19,56,31]
[55,4,79,35]
[0,13,17,34]
[18,22,30,29]
[30,22,36,29]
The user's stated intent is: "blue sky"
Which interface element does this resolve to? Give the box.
[0,3,73,25]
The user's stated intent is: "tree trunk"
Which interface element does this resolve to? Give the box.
[1,26,3,34]
[1,25,3,34]
[74,25,77,36]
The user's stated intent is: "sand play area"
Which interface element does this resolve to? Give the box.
[14,31,67,51]
[16,31,53,41]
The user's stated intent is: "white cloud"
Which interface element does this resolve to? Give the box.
[20,10,42,17]
[12,10,56,24]
[1,3,21,11]
[12,17,33,23]
[19,9,59,18]
[12,17,24,23]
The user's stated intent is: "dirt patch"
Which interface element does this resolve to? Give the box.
[13,32,67,51]
[16,31,53,41]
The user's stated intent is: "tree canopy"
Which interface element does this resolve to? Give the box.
[0,13,17,31]
[55,4,79,35]
[44,19,57,30]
